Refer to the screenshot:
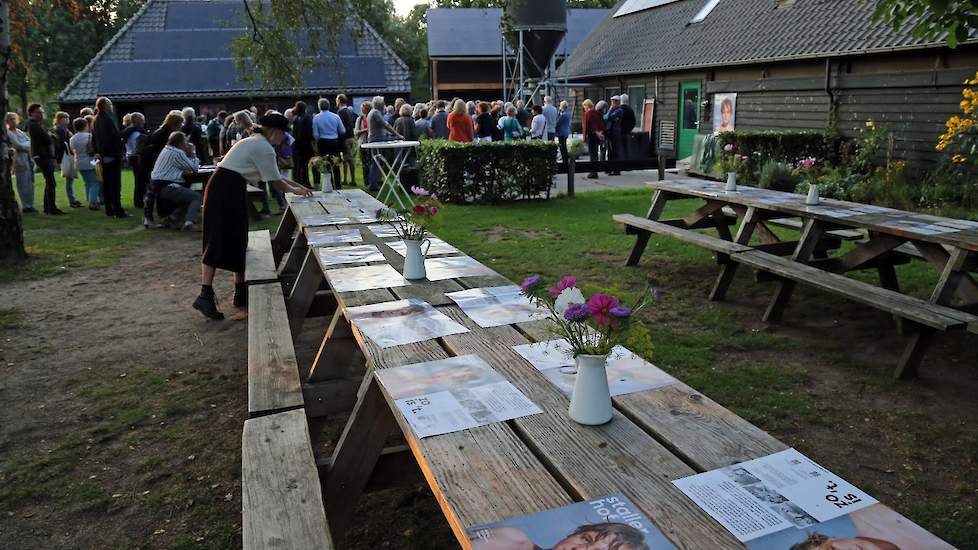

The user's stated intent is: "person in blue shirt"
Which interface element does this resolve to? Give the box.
[605,95,624,175]
[542,96,558,142]
[555,100,572,163]
[312,98,345,188]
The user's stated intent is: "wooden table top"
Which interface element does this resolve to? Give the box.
[283,197,942,548]
[649,178,978,252]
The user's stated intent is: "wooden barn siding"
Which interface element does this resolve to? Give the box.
[581,66,975,168]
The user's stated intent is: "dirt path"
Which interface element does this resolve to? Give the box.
[0,232,452,549]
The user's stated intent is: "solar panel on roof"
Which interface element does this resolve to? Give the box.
[165,2,245,29]
[133,30,356,60]
[98,57,386,94]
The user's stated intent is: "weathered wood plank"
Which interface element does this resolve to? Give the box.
[439,306,744,549]
[242,409,333,550]
[614,214,753,255]
[248,283,304,417]
[246,230,278,284]
[736,250,969,330]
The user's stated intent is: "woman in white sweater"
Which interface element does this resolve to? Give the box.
[5,112,35,213]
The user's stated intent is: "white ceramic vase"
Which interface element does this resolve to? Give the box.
[402,239,430,280]
[725,172,737,191]
[805,183,820,205]
[321,171,333,193]
[568,354,613,425]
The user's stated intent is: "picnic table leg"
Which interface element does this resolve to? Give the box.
[307,309,365,383]
[763,219,825,323]
[894,324,935,380]
[626,190,670,266]
[324,374,397,541]
[271,207,298,264]
[286,249,323,338]
[711,206,761,301]
[279,230,309,277]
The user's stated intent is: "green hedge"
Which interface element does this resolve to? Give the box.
[418,140,557,203]
[717,130,833,172]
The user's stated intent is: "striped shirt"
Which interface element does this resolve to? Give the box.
[151,145,199,183]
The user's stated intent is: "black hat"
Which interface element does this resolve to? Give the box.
[258,113,289,132]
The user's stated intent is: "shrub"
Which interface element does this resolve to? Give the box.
[717,130,832,173]
[418,140,557,203]
[567,138,586,159]
[758,160,798,192]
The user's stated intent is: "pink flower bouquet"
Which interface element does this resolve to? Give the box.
[376,186,442,241]
[520,275,657,356]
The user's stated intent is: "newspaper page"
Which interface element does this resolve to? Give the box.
[513,339,678,397]
[673,448,878,543]
[365,224,402,238]
[317,244,386,267]
[376,354,541,438]
[446,285,547,328]
[467,493,677,550]
[305,227,363,248]
[347,298,469,348]
[424,256,495,281]
[324,264,408,293]
[387,238,460,258]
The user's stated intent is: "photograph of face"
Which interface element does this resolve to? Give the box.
[714,93,736,133]
[317,244,386,267]
[324,263,409,293]
[378,354,505,400]
[305,227,363,248]
[468,494,675,550]
[346,298,468,348]
[302,214,353,227]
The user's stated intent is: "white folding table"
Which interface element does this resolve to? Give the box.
[360,140,420,209]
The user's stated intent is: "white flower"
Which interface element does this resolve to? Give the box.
[554,287,585,314]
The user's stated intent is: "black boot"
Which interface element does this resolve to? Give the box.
[233,282,248,308]
[193,285,225,320]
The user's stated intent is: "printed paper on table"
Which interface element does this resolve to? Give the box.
[512,339,678,397]
[377,354,540,438]
[467,493,676,550]
[346,298,468,348]
[446,285,547,327]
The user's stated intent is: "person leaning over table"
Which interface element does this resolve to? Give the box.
[140,111,186,228]
[193,113,312,320]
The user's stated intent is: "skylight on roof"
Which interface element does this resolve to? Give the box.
[613,0,681,18]
[690,0,722,23]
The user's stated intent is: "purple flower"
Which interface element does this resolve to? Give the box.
[520,275,541,290]
[609,306,631,318]
[723,144,734,152]
[653,288,663,302]
[411,186,430,197]
[564,303,589,322]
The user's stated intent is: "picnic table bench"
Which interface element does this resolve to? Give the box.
[236,193,955,548]
[616,177,978,378]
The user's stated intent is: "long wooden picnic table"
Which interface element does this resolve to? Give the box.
[622,177,978,377]
[262,190,952,548]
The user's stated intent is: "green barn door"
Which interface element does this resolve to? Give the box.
[677,81,701,159]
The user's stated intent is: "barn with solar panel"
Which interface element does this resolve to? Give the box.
[58,0,410,124]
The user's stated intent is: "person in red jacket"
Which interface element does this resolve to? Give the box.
[447,99,474,143]
[581,99,605,180]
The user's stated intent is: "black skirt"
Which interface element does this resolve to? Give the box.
[201,167,248,273]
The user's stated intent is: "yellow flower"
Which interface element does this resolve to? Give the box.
[952,154,968,163]
[865,120,875,129]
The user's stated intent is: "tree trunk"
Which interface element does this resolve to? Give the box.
[0,0,27,261]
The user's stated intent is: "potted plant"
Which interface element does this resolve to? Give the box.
[377,186,442,279]
[520,276,655,425]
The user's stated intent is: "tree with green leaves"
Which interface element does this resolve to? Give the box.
[874,0,978,47]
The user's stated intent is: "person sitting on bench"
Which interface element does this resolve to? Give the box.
[149,131,201,231]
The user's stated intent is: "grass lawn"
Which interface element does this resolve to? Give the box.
[2,172,975,547]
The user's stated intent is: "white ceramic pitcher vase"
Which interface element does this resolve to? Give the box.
[402,239,430,280]
[568,353,613,425]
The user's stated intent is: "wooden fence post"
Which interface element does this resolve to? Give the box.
[567,157,575,198]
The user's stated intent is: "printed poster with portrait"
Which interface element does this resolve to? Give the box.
[713,92,736,134]
[467,493,676,550]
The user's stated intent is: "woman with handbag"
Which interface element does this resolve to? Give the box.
[193,113,312,320]
[54,111,82,208]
